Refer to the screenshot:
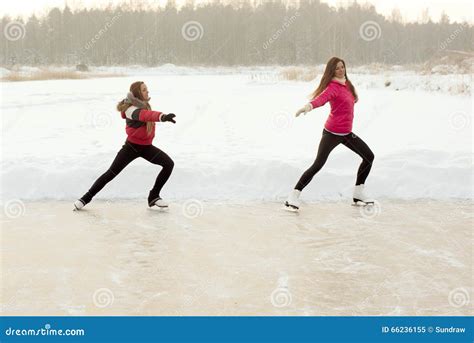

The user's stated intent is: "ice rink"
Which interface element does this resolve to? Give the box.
[1,200,472,316]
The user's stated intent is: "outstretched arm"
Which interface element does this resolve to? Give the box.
[295,103,312,117]
[309,85,336,109]
[125,106,176,123]
[295,84,336,118]
[125,106,162,122]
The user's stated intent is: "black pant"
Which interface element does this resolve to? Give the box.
[80,140,174,206]
[295,129,374,191]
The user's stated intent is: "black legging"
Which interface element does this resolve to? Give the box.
[295,129,374,191]
[80,140,174,206]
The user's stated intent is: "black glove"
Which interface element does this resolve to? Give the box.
[161,113,176,124]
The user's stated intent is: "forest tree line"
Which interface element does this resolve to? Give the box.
[1,0,472,66]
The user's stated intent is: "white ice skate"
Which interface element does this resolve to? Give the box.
[73,199,85,211]
[284,189,301,212]
[352,184,375,206]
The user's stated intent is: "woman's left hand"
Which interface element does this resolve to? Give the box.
[295,103,312,117]
[161,113,176,123]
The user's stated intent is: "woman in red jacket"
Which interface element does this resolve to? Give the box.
[285,57,375,211]
[74,81,177,210]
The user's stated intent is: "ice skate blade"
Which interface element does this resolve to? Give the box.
[284,201,299,212]
[149,205,169,211]
[352,199,374,207]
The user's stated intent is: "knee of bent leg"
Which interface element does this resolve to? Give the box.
[366,151,375,163]
[165,158,175,171]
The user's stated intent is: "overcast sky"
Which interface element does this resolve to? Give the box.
[0,0,472,24]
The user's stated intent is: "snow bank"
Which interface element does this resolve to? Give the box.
[1,69,472,202]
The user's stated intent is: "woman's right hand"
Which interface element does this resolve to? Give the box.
[295,103,312,117]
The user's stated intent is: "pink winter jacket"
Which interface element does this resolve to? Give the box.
[310,80,356,134]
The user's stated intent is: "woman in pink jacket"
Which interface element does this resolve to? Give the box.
[74,81,177,211]
[285,57,375,210]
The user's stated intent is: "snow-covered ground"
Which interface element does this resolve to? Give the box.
[1,67,472,317]
[0,66,472,202]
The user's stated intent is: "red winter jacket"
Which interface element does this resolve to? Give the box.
[121,106,164,145]
[310,80,356,134]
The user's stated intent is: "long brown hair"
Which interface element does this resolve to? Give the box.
[310,57,358,102]
[117,81,154,135]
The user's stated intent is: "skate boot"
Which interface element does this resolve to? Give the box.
[284,189,301,211]
[352,184,375,206]
[73,199,86,211]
